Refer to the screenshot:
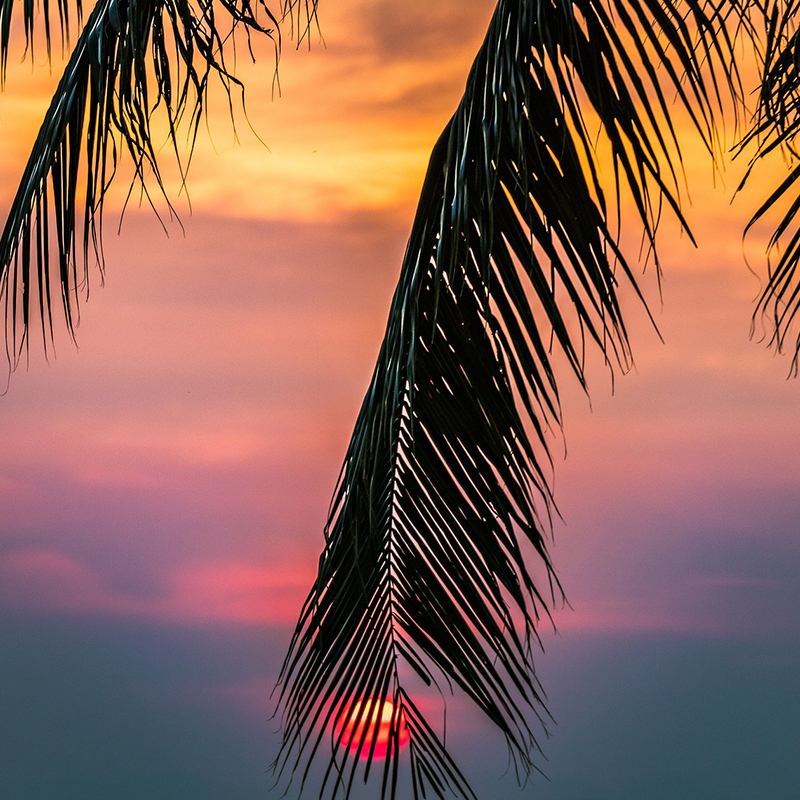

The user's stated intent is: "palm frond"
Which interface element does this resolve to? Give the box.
[0,0,315,366]
[0,0,83,78]
[735,0,800,371]
[274,1,735,798]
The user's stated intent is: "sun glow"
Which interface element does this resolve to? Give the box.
[337,698,409,759]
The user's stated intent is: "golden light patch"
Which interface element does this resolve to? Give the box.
[336,698,409,759]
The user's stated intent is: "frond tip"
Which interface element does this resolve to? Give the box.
[0,0,317,370]
[736,0,800,371]
[275,0,733,798]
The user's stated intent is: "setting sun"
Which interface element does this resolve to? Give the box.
[337,698,409,760]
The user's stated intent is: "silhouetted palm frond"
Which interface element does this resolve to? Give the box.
[0,0,315,366]
[0,0,83,76]
[736,0,800,370]
[274,1,737,798]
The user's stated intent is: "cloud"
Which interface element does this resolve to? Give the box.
[0,0,502,224]
[0,549,105,612]
[550,564,800,639]
[0,547,653,620]
[553,597,723,636]
[5,543,794,644]
[0,548,308,625]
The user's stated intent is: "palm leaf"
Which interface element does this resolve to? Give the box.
[735,0,800,371]
[0,0,83,77]
[0,0,314,366]
[274,1,736,798]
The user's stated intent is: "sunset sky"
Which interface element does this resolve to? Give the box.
[1,1,799,798]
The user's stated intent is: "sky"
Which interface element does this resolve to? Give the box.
[1,1,799,799]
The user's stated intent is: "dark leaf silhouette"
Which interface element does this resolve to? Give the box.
[273,1,737,797]
[0,0,315,364]
[736,0,800,370]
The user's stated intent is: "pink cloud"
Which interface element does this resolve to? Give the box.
[552,599,720,636]
[0,549,109,613]
[0,548,309,625]
[3,547,791,640]
[550,570,794,638]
